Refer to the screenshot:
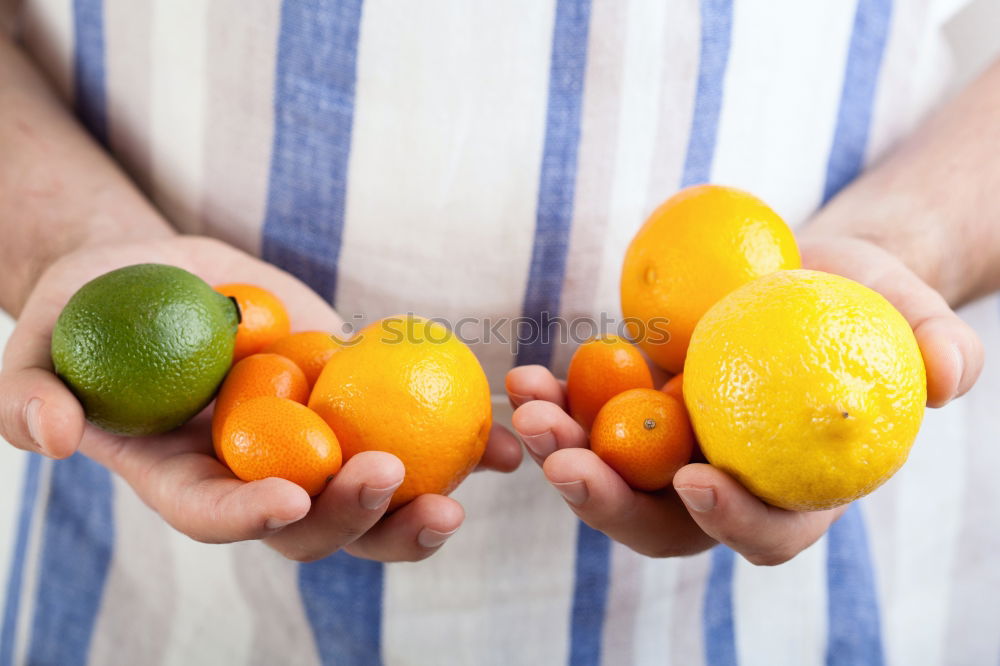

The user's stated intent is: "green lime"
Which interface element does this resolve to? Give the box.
[51,263,239,436]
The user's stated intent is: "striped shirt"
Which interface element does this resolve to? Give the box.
[3,0,1000,664]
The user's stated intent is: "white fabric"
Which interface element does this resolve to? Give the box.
[3,1,999,664]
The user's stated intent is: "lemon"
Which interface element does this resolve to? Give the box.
[51,263,239,436]
[684,269,926,511]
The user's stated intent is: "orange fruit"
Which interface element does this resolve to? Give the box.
[218,396,342,496]
[215,284,291,362]
[263,331,341,386]
[590,388,694,492]
[566,336,654,431]
[620,184,800,374]
[660,373,684,404]
[659,373,707,461]
[309,315,492,510]
[211,353,309,458]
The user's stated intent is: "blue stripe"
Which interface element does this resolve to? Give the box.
[299,554,383,665]
[822,0,892,203]
[261,0,365,306]
[825,505,885,665]
[513,1,602,662]
[264,2,383,662]
[568,524,611,666]
[514,0,592,368]
[704,546,738,666]
[683,0,738,662]
[822,2,891,663]
[0,456,42,666]
[27,456,114,666]
[700,0,890,661]
[71,0,108,145]
[681,0,734,188]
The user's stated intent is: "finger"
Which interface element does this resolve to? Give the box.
[345,493,465,563]
[673,463,846,566]
[172,476,313,544]
[1,298,86,458]
[265,451,405,562]
[801,238,983,407]
[132,454,311,544]
[857,261,983,406]
[77,418,312,543]
[0,367,85,458]
[505,365,567,409]
[912,315,982,407]
[476,423,523,473]
[543,448,714,558]
[511,400,587,463]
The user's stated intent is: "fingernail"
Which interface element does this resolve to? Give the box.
[553,480,588,506]
[676,486,716,513]
[265,516,299,530]
[25,399,45,454]
[359,481,402,511]
[417,526,458,549]
[509,392,532,407]
[521,430,556,458]
[950,343,965,396]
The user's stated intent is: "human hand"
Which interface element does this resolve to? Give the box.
[506,235,982,565]
[0,236,522,562]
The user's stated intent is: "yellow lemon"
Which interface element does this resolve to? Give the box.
[684,269,926,511]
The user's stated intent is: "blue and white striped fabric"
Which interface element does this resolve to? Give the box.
[3,0,999,664]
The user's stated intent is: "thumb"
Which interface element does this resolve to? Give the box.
[673,463,846,566]
[0,366,85,458]
[1,287,87,458]
[800,236,983,407]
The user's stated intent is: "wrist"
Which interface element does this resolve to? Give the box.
[0,36,176,316]
[800,195,958,304]
[6,204,175,317]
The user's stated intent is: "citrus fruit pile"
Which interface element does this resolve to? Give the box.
[52,265,492,507]
[570,184,926,510]
[209,300,493,505]
[566,184,800,491]
[214,300,491,503]
[566,335,693,491]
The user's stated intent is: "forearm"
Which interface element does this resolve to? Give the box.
[0,34,173,317]
[805,58,1000,307]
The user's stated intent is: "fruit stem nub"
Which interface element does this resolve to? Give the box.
[643,418,656,430]
[228,296,242,324]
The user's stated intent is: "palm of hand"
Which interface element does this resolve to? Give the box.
[4,236,521,562]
